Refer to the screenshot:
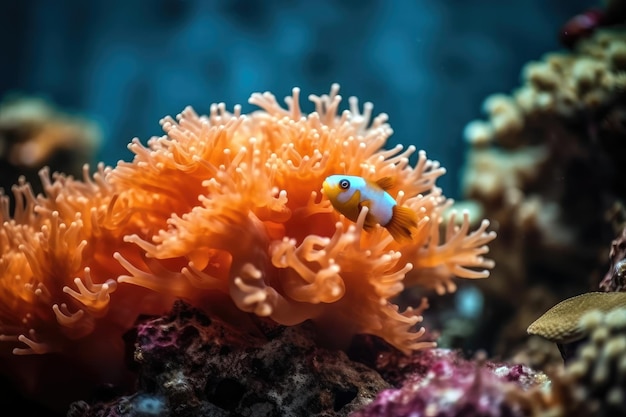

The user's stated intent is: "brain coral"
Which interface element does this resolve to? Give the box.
[0,85,495,382]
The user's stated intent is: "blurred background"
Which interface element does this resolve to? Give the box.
[0,0,591,198]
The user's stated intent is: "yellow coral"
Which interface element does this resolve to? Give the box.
[464,28,626,146]
[0,85,495,359]
[512,308,626,416]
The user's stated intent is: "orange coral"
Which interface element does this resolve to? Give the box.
[0,85,495,372]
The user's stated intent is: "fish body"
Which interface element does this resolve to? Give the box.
[559,8,605,48]
[322,175,417,242]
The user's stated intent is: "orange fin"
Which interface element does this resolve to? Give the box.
[358,200,377,230]
[375,177,395,191]
[385,205,418,242]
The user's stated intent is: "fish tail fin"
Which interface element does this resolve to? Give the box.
[386,205,418,242]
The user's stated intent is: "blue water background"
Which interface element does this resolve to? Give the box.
[0,0,591,197]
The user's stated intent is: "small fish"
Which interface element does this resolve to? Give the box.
[322,175,417,242]
[558,0,626,50]
[559,8,606,48]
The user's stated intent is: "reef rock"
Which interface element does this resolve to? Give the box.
[68,300,389,417]
[351,348,546,417]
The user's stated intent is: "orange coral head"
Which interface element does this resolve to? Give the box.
[0,85,496,412]
[108,84,497,353]
[0,85,496,368]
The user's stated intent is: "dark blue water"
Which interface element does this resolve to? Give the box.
[0,0,590,197]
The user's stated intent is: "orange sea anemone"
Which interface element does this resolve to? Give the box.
[0,85,495,390]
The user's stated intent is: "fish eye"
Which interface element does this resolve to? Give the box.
[339,179,350,189]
